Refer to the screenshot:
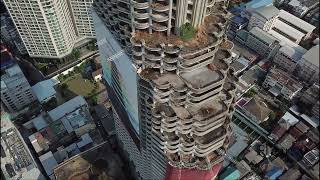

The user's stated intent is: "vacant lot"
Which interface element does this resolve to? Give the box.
[64,74,96,97]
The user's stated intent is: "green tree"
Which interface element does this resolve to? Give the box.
[180,23,196,41]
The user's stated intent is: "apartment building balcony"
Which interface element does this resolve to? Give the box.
[207,0,215,6]
[194,140,224,157]
[152,22,169,31]
[130,37,143,47]
[163,57,178,63]
[144,52,162,61]
[144,43,163,51]
[119,0,130,3]
[133,55,143,65]
[154,87,173,97]
[181,48,216,67]
[181,154,197,167]
[163,64,177,71]
[188,85,222,102]
[151,2,170,12]
[133,10,149,19]
[180,67,224,94]
[220,40,234,51]
[145,60,161,69]
[133,0,149,9]
[195,127,226,146]
[151,12,169,22]
[134,21,150,29]
[163,46,180,55]
[193,117,225,136]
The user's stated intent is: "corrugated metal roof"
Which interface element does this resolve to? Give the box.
[250,27,278,45]
[48,96,87,121]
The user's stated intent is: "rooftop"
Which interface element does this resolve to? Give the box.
[32,79,57,103]
[39,151,58,176]
[240,96,272,122]
[278,10,316,33]
[278,45,306,62]
[250,27,278,45]
[253,5,280,20]
[267,68,303,92]
[48,96,87,121]
[302,45,319,67]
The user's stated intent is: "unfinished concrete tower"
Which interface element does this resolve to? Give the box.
[93,0,236,179]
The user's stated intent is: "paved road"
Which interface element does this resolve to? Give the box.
[46,51,99,78]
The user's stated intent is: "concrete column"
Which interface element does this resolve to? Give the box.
[175,0,188,34]
[130,0,136,33]
[148,0,153,34]
[191,0,208,28]
[167,0,173,36]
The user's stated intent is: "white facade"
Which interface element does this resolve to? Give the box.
[297,45,319,84]
[273,45,307,73]
[3,0,95,59]
[1,64,36,113]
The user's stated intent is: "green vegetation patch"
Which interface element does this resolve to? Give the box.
[179,23,196,41]
[64,74,96,97]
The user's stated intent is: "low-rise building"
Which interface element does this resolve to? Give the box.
[236,27,280,59]
[302,148,319,167]
[296,45,319,84]
[274,0,319,19]
[230,57,251,76]
[236,96,272,123]
[263,67,303,99]
[31,79,57,104]
[273,45,307,73]
[227,16,249,39]
[247,5,280,31]
[1,47,36,112]
[39,151,58,179]
[268,10,316,44]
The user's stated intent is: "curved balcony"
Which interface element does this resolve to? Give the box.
[180,67,225,94]
[144,61,161,69]
[151,2,169,12]
[163,64,177,71]
[154,87,173,97]
[133,11,149,19]
[144,53,162,61]
[130,37,143,47]
[163,57,178,64]
[133,0,149,9]
[164,45,181,54]
[144,43,162,51]
[134,21,150,29]
[194,140,224,157]
[151,22,168,31]
[215,49,232,62]
[151,12,169,22]
[188,85,222,102]
[194,117,225,136]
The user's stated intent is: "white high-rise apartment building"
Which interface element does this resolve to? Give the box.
[3,0,95,59]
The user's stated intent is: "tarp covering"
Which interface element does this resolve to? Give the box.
[165,162,223,180]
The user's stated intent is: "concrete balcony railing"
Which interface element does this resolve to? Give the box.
[163,64,177,71]
[164,45,181,54]
[193,118,225,136]
[130,37,143,47]
[144,43,162,51]
[196,135,226,150]
[133,11,149,19]
[151,13,169,22]
[151,22,168,31]
[163,57,178,63]
[194,140,224,157]
[144,53,162,61]
[132,0,149,9]
[151,2,170,12]
[188,85,222,103]
[134,21,150,29]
